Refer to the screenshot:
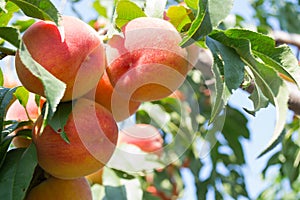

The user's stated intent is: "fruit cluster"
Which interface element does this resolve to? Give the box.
[7,15,191,199]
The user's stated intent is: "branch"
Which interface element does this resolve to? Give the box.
[272,30,300,48]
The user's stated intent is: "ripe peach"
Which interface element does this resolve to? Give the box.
[6,93,41,148]
[25,177,92,200]
[15,16,106,101]
[85,168,103,185]
[33,98,118,179]
[118,124,163,156]
[85,72,140,122]
[106,17,189,102]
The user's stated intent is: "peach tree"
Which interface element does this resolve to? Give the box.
[0,0,300,199]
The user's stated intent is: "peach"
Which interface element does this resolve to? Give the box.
[85,168,103,185]
[118,124,163,156]
[85,72,141,122]
[106,17,189,102]
[15,16,106,101]
[25,177,92,200]
[6,93,41,148]
[33,98,118,179]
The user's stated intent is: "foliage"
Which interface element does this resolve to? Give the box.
[0,0,300,199]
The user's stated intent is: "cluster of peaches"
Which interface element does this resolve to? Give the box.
[6,15,192,199]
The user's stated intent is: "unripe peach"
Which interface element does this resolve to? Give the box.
[25,177,92,200]
[15,16,106,101]
[33,98,118,179]
[85,72,140,122]
[118,124,163,156]
[106,17,189,102]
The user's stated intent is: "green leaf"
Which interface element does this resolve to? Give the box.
[181,0,233,47]
[206,39,231,124]
[13,86,29,108]
[0,27,20,48]
[115,0,146,29]
[112,168,135,180]
[144,0,167,18]
[105,186,127,200]
[18,42,66,119]
[47,101,73,143]
[184,0,198,10]
[0,68,3,86]
[245,84,269,115]
[0,87,18,133]
[209,29,290,156]
[166,5,192,32]
[9,0,61,26]
[0,2,19,27]
[12,18,35,32]
[0,144,37,200]
[93,0,107,18]
[0,136,13,169]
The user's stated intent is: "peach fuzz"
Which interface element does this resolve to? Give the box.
[118,124,164,156]
[15,16,106,101]
[106,17,189,102]
[25,177,92,200]
[85,72,140,122]
[33,98,118,179]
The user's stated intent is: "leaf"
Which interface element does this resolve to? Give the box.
[105,186,127,200]
[13,86,29,108]
[209,29,290,156]
[205,38,231,124]
[0,2,19,27]
[114,0,146,29]
[93,0,107,18]
[184,0,198,10]
[144,0,167,18]
[206,37,244,92]
[166,5,193,32]
[0,136,13,169]
[0,87,17,132]
[0,27,20,48]
[18,42,66,119]
[9,0,61,26]
[0,144,37,200]
[181,0,234,47]
[112,168,135,180]
[0,68,3,86]
[12,18,35,33]
[245,84,268,115]
[47,101,73,143]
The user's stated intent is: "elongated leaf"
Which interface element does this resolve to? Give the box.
[115,0,146,29]
[93,0,107,18]
[245,84,269,115]
[14,86,29,108]
[12,19,35,33]
[47,101,73,143]
[184,0,198,10]
[166,5,193,32]
[0,27,20,48]
[0,87,17,132]
[18,42,66,119]
[0,68,3,86]
[0,144,37,200]
[145,0,167,18]
[0,2,19,27]
[9,0,61,25]
[209,29,290,156]
[181,0,233,47]
[206,37,238,123]
[0,136,13,168]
